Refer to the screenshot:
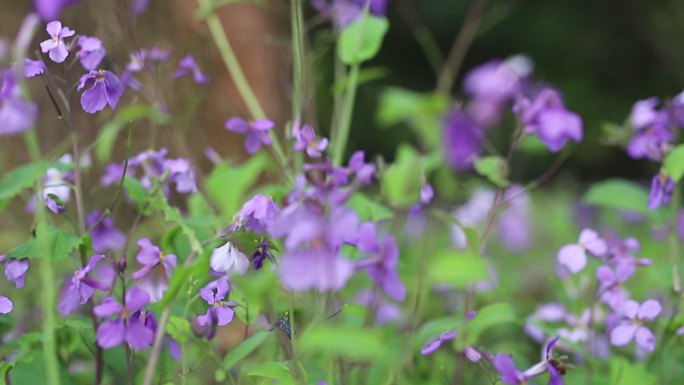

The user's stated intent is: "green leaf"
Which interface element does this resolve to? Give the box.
[583,179,651,215]
[337,14,389,64]
[96,104,169,163]
[381,144,423,209]
[664,144,684,182]
[206,153,270,219]
[376,87,448,148]
[248,361,295,383]
[0,162,54,201]
[166,316,193,344]
[457,303,516,349]
[427,249,489,288]
[158,249,210,308]
[610,357,657,385]
[122,176,153,214]
[6,225,82,261]
[347,192,393,221]
[474,156,509,187]
[222,331,270,371]
[299,325,385,360]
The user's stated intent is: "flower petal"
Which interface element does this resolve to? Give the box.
[635,326,655,352]
[557,244,587,274]
[97,319,125,348]
[610,323,638,346]
[637,299,661,321]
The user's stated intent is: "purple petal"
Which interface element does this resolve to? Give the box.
[0,296,13,314]
[125,319,155,349]
[80,80,107,113]
[5,259,29,289]
[48,43,69,63]
[557,244,587,274]
[492,354,523,385]
[97,319,126,348]
[46,21,62,37]
[635,326,655,352]
[610,323,638,346]
[94,297,123,318]
[225,117,249,133]
[251,119,275,131]
[244,133,263,154]
[215,306,235,326]
[125,286,151,312]
[637,299,661,321]
[622,300,640,319]
[420,338,443,355]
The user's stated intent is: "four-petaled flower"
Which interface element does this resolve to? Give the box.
[610,299,661,352]
[94,287,154,349]
[293,124,328,158]
[197,277,236,328]
[557,228,607,274]
[225,117,274,154]
[59,254,111,315]
[131,238,177,301]
[174,55,209,85]
[77,70,123,114]
[40,21,75,63]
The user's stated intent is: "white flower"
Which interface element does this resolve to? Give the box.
[210,242,249,275]
[43,168,70,203]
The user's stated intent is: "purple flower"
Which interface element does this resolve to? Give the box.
[597,264,634,310]
[293,124,329,158]
[34,0,78,21]
[4,258,29,289]
[132,0,152,14]
[100,163,126,187]
[235,194,278,233]
[77,70,123,114]
[354,289,402,325]
[464,347,482,362]
[331,150,376,186]
[86,211,126,252]
[197,277,236,327]
[174,55,209,85]
[557,228,607,274]
[420,184,434,204]
[23,59,46,78]
[443,109,483,171]
[610,299,661,352]
[464,57,530,103]
[493,355,528,385]
[355,222,406,301]
[312,0,388,28]
[0,296,12,314]
[496,186,532,252]
[648,173,675,210]
[0,70,38,136]
[163,158,198,194]
[515,88,583,152]
[420,330,456,355]
[279,249,354,292]
[76,36,106,71]
[43,167,71,213]
[59,254,111,315]
[94,287,154,349]
[39,21,75,63]
[210,242,249,276]
[225,117,274,154]
[250,240,276,270]
[629,98,660,130]
[131,239,177,301]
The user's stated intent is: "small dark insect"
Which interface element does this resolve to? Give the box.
[275,311,292,340]
[549,358,568,375]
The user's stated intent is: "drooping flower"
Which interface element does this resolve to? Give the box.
[94,287,154,349]
[39,21,75,63]
[77,70,123,114]
[225,117,274,154]
[648,173,675,210]
[131,239,177,302]
[421,330,456,355]
[23,59,46,78]
[59,254,111,315]
[443,109,483,171]
[197,277,236,328]
[235,194,278,233]
[43,167,71,214]
[86,211,126,252]
[515,88,583,152]
[557,228,607,274]
[610,299,661,352]
[4,258,29,289]
[355,222,406,301]
[174,55,209,85]
[210,242,249,276]
[76,36,106,71]
[293,124,329,158]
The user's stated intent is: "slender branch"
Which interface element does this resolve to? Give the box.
[435,0,489,94]
[332,63,360,167]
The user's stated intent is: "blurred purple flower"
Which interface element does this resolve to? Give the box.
[76,36,106,71]
[648,173,675,210]
[355,222,406,301]
[59,254,111,315]
[610,299,661,352]
[131,238,177,301]
[629,97,660,130]
[557,228,607,274]
[420,330,456,355]
[132,0,152,14]
[225,117,274,154]
[235,194,278,233]
[420,184,434,204]
[163,158,198,193]
[515,88,582,152]
[34,0,78,21]
[39,21,75,63]
[86,211,126,252]
[197,277,236,327]
[23,59,46,78]
[174,55,209,85]
[0,296,12,314]
[293,124,329,158]
[354,289,402,325]
[250,240,276,270]
[0,70,38,136]
[77,70,123,114]
[95,287,154,349]
[493,355,528,385]
[4,258,29,289]
[312,0,388,28]
[443,109,483,171]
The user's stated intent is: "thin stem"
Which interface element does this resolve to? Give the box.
[142,308,171,385]
[669,184,682,294]
[291,0,306,121]
[435,0,489,94]
[332,63,360,167]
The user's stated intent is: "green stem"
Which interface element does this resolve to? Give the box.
[23,130,62,385]
[332,63,360,167]
[670,184,682,294]
[291,0,305,121]
[199,0,290,176]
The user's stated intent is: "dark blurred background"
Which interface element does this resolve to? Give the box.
[1,0,682,183]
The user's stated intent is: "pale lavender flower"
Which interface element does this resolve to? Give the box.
[610,299,661,352]
[420,184,434,204]
[293,124,329,158]
[235,194,278,233]
[629,98,660,130]
[225,117,274,154]
[77,70,123,114]
[197,277,236,327]
[95,287,154,349]
[0,70,38,136]
[557,228,607,274]
[648,173,675,210]
[76,36,106,71]
[43,167,71,213]
[86,211,126,252]
[4,258,29,289]
[174,55,209,85]
[23,59,46,78]
[355,222,406,301]
[163,158,198,193]
[59,254,111,315]
[131,238,177,302]
[0,296,13,314]
[312,0,388,28]
[39,21,75,63]
[210,242,249,276]
[420,330,456,355]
